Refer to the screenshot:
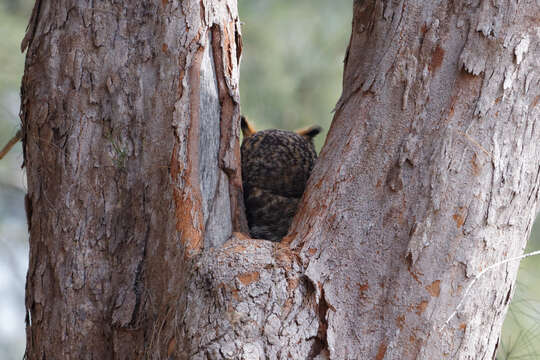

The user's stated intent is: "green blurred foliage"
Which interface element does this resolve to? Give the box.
[0,0,32,90]
[498,219,540,360]
[0,12,25,91]
[0,3,32,358]
[0,0,30,189]
[1,0,33,15]
[238,0,352,150]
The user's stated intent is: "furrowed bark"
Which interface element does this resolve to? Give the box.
[21,0,539,359]
[292,1,540,358]
[21,1,244,358]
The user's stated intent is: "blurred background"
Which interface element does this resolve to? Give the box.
[0,1,538,358]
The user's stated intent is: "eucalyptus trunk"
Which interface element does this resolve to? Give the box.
[21,0,539,359]
[21,0,244,358]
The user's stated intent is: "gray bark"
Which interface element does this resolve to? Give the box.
[291,1,540,358]
[21,0,244,358]
[21,0,539,359]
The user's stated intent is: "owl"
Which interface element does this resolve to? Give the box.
[240,116,321,241]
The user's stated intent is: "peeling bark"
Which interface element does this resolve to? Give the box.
[292,1,540,358]
[21,1,244,358]
[21,0,539,359]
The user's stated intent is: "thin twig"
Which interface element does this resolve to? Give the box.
[440,250,540,331]
[440,249,540,331]
[0,130,22,160]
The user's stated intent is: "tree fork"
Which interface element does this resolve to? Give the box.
[20,0,539,359]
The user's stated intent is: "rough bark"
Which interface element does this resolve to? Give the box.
[291,1,540,358]
[21,0,539,360]
[21,1,244,358]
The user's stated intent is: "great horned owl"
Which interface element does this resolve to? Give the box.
[240,116,321,241]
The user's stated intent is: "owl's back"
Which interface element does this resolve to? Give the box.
[241,118,320,241]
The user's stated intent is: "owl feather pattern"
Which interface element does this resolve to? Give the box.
[240,116,321,241]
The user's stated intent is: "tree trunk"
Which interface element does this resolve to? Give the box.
[21,1,539,360]
[291,1,540,358]
[21,1,245,358]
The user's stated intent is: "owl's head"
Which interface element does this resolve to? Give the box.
[240,115,321,142]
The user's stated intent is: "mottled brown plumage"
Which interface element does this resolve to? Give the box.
[240,116,321,241]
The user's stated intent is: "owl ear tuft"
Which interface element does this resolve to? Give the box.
[296,125,322,140]
[241,116,256,137]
